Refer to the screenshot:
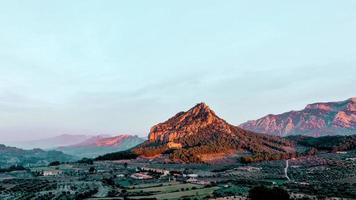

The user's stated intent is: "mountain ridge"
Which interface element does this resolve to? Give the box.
[5,134,95,149]
[240,97,356,137]
[58,134,145,158]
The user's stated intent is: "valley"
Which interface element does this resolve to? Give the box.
[1,150,356,199]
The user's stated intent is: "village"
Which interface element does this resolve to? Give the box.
[0,159,228,200]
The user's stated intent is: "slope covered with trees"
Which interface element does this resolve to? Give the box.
[0,144,75,168]
[287,135,356,152]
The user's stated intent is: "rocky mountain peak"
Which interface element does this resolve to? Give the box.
[185,102,217,121]
[148,103,232,143]
[190,102,212,113]
[135,103,294,163]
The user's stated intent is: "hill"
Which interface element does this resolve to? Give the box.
[0,144,75,168]
[97,103,295,163]
[240,97,356,137]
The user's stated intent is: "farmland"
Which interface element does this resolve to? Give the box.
[0,151,356,199]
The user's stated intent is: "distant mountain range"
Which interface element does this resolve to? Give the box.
[5,134,95,149]
[0,144,75,168]
[240,97,356,137]
[57,135,145,158]
[98,103,295,163]
[0,134,145,167]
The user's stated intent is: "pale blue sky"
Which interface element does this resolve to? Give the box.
[0,1,355,141]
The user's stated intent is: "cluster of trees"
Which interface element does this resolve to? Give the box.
[304,147,318,156]
[288,135,356,152]
[330,135,356,152]
[241,152,295,163]
[133,142,170,157]
[77,158,94,164]
[50,185,99,199]
[169,131,293,163]
[248,186,290,200]
[170,149,201,163]
[2,179,56,195]
[48,161,61,166]
[75,188,98,199]
[0,165,26,173]
[95,150,138,161]
[286,181,356,199]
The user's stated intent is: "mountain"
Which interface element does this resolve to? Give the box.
[5,134,94,149]
[58,135,145,158]
[0,144,75,168]
[240,97,356,137]
[98,103,295,163]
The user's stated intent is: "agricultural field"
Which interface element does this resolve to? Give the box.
[0,151,356,199]
[124,182,218,199]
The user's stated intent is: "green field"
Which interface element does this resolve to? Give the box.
[128,181,180,189]
[130,187,219,200]
[128,183,203,193]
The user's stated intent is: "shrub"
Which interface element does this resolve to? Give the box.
[49,161,60,166]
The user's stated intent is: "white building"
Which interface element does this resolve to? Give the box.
[43,169,63,176]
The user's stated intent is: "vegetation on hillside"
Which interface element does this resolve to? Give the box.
[248,186,290,200]
[133,130,295,163]
[0,144,75,168]
[0,165,26,173]
[287,135,356,152]
[96,127,296,163]
[95,150,138,161]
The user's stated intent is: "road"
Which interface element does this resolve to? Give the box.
[284,159,290,181]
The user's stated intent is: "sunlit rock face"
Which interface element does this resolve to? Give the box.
[148,103,234,143]
[73,135,143,147]
[240,97,356,137]
[94,135,132,147]
[333,111,356,128]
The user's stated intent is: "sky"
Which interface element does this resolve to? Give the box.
[0,1,355,141]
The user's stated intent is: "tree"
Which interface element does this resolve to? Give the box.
[95,150,138,161]
[89,166,96,174]
[77,158,94,165]
[248,186,290,200]
[49,161,60,166]
[305,147,318,156]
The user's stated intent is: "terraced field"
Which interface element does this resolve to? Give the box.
[128,185,218,200]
